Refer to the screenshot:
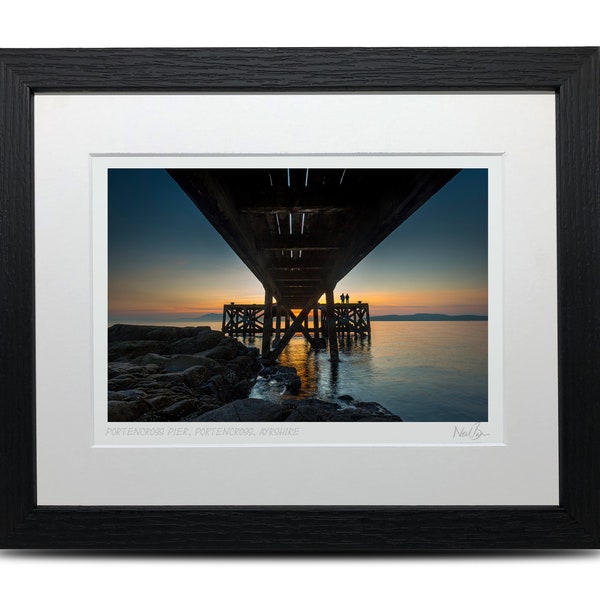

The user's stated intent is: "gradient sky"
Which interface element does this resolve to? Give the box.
[108,168,487,321]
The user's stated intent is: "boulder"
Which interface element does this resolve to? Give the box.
[337,394,355,402]
[182,396,224,421]
[108,324,209,342]
[227,355,260,379]
[204,339,238,360]
[108,389,148,402]
[182,365,211,392]
[151,372,184,385]
[108,399,151,421]
[198,374,232,404]
[109,324,159,342]
[108,340,163,361]
[145,395,180,411]
[155,398,200,421]
[165,330,224,354]
[163,354,221,373]
[133,353,169,368]
[231,379,253,400]
[187,356,221,370]
[106,325,266,422]
[145,326,209,341]
[272,366,302,394]
[107,374,139,392]
[191,398,289,422]
[280,397,403,422]
[257,365,301,394]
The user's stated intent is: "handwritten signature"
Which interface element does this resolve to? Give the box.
[453,423,490,441]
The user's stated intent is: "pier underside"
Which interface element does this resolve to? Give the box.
[169,168,459,361]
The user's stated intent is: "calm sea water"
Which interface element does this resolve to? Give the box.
[112,320,487,422]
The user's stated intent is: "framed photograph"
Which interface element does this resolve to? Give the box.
[1,48,599,550]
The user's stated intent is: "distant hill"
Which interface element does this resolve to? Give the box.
[174,313,222,322]
[370,313,487,321]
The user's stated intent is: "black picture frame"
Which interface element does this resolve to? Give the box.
[1,48,599,551]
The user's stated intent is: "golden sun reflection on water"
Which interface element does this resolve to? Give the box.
[255,322,488,421]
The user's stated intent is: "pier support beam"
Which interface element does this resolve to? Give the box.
[261,290,273,358]
[326,289,339,363]
[285,306,317,347]
[275,306,281,339]
[313,301,319,338]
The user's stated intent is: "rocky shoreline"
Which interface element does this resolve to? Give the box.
[108,324,402,422]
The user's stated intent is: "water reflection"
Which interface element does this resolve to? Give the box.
[121,320,488,421]
[256,331,376,403]
[328,358,339,398]
[247,322,488,422]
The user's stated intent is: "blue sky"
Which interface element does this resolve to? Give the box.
[108,168,487,320]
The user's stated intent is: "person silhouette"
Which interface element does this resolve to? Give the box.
[339,293,344,304]
[345,293,349,304]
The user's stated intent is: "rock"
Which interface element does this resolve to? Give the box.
[108,399,151,421]
[259,359,277,371]
[106,325,266,422]
[108,367,121,380]
[108,324,209,342]
[280,397,403,422]
[198,374,232,404]
[272,366,302,394]
[107,374,139,391]
[155,398,200,420]
[151,372,184,385]
[108,340,163,361]
[109,324,159,342]
[188,356,221,370]
[190,398,290,422]
[350,400,403,420]
[109,389,148,402]
[284,405,333,421]
[227,355,260,379]
[146,326,209,341]
[133,353,169,368]
[221,369,238,386]
[146,395,180,411]
[163,354,221,373]
[258,365,301,394]
[204,338,238,360]
[182,397,225,421]
[165,330,224,354]
[182,365,210,392]
[231,379,252,400]
[120,365,153,376]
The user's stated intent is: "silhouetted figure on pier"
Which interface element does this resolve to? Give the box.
[340,293,344,304]
[345,293,350,304]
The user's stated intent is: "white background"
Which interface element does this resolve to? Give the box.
[1,1,599,599]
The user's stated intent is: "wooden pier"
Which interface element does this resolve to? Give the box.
[170,167,458,361]
[222,301,371,345]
